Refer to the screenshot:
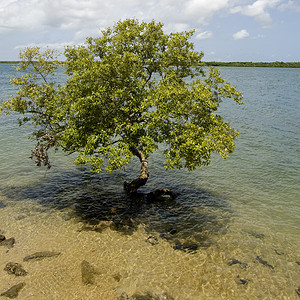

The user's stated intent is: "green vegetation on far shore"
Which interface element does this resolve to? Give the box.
[204,61,300,68]
[1,60,300,68]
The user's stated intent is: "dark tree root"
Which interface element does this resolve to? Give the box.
[124,185,180,203]
[123,146,180,201]
[146,188,180,202]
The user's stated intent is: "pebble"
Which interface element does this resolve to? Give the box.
[235,275,250,285]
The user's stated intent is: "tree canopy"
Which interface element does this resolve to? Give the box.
[1,19,243,193]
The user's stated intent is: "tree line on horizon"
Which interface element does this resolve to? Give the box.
[1,60,300,68]
[204,61,300,68]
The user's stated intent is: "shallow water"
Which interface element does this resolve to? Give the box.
[0,64,299,299]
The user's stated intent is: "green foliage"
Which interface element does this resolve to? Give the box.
[1,19,243,174]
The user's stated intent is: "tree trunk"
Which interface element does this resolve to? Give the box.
[124,146,149,193]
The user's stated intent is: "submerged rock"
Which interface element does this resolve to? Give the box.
[4,262,28,276]
[245,230,265,239]
[112,272,122,282]
[118,291,174,300]
[172,243,198,253]
[23,251,61,261]
[256,256,274,270]
[1,282,25,299]
[173,243,184,251]
[235,275,250,285]
[0,237,15,248]
[274,249,284,255]
[81,260,100,285]
[145,236,159,246]
[296,287,300,297]
[227,258,248,270]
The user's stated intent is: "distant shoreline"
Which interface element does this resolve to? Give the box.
[1,61,300,68]
[204,61,300,68]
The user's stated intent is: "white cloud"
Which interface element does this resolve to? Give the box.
[15,42,75,51]
[278,0,300,11]
[230,0,282,27]
[0,0,231,37]
[184,0,229,24]
[233,29,250,40]
[196,30,213,40]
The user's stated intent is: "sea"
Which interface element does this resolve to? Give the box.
[0,63,299,299]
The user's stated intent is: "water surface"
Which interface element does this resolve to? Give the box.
[0,64,299,299]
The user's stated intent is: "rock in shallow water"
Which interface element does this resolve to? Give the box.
[81,260,100,285]
[256,256,274,270]
[0,238,15,248]
[4,262,27,276]
[227,258,248,270]
[235,275,251,285]
[23,251,61,261]
[118,291,174,300]
[0,283,25,299]
[145,236,159,246]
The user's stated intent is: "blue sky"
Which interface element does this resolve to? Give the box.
[0,0,299,61]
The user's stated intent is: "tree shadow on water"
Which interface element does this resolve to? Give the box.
[1,169,232,251]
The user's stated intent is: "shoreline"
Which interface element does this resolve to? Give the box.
[1,61,300,68]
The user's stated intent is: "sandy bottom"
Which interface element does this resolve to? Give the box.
[0,199,299,300]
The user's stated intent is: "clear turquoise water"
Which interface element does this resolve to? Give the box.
[0,64,299,299]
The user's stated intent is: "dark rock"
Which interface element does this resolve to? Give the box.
[0,282,25,298]
[186,244,198,251]
[246,230,265,239]
[112,272,122,282]
[168,228,177,235]
[145,236,159,246]
[227,258,248,270]
[0,234,5,241]
[296,287,300,297]
[81,260,100,285]
[235,275,250,285]
[23,251,61,261]
[146,189,180,203]
[296,262,300,266]
[118,291,174,300]
[4,262,28,276]
[0,238,15,248]
[256,256,274,270]
[274,249,284,255]
[173,244,184,250]
[173,243,198,253]
[80,221,111,233]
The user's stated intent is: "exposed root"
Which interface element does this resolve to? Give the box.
[146,188,180,202]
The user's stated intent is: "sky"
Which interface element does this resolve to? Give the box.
[0,0,299,62]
